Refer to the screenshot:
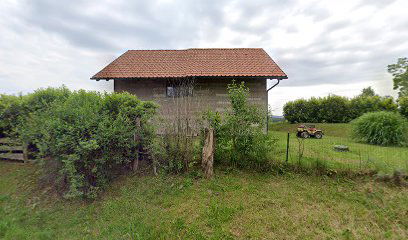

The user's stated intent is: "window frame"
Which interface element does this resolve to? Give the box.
[166,82,194,98]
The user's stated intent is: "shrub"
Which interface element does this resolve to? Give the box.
[319,95,351,123]
[144,79,203,174]
[0,86,72,137]
[352,111,408,146]
[283,94,398,123]
[284,95,351,123]
[282,99,310,124]
[205,81,273,170]
[20,90,157,199]
[0,94,25,137]
[146,131,204,175]
[398,96,408,118]
[349,95,398,119]
[24,86,71,114]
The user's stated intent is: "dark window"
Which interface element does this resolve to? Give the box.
[166,83,193,97]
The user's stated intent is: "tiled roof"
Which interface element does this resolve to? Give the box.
[91,48,287,79]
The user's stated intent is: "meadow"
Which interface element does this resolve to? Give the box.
[269,122,408,174]
[1,122,407,239]
[1,162,407,239]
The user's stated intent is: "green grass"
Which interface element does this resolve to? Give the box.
[269,122,352,138]
[269,122,408,174]
[1,162,407,239]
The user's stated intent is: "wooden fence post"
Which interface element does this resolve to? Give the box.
[202,127,214,179]
[23,142,28,163]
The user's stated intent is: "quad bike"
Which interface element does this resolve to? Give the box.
[297,124,323,139]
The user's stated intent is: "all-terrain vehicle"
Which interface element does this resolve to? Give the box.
[297,124,323,139]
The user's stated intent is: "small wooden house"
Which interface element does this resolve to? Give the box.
[91,48,287,125]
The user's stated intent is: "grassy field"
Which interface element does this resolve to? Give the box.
[269,122,408,174]
[269,122,353,138]
[1,162,407,239]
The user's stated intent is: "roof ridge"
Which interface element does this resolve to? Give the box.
[127,49,185,51]
[91,48,287,80]
[126,48,264,51]
[187,48,263,50]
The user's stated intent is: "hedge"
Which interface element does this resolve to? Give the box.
[283,95,398,123]
[398,96,408,118]
[0,86,72,137]
[1,87,157,199]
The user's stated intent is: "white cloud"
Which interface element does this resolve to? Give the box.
[0,0,407,114]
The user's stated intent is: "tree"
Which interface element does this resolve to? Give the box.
[206,81,271,169]
[360,87,376,97]
[398,96,408,118]
[319,95,351,123]
[388,57,408,97]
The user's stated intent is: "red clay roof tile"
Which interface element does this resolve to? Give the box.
[91,48,287,79]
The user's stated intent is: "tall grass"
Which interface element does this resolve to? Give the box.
[352,111,408,146]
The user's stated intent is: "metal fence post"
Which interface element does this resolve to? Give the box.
[286,132,290,163]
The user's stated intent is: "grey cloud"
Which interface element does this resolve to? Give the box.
[325,20,351,32]
[298,4,331,22]
[22,0,229,51]
[357,0,399,9]
[1,0,407,99]
[226,0,294,34]
[286,25,299,33]
[270,28,408,87]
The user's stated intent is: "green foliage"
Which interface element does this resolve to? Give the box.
[24,86,71,113]
[388,57,408,97]
[319,95,351,123]
[19,90,157,199]
[1,87,158,199]
[284,92,398,123]
[352,111,408,146]
[145,116,200,174]
[0,94,25,137]
[398,96,408,118]
[283,95,351,123]
[349,95,398,119]
[360,86,376,97]
[0,86,72,137]
[147,133,197,174]
[205,81,273,170]
[282,99,313,123]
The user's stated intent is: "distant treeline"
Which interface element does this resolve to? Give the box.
[283,91,408,123]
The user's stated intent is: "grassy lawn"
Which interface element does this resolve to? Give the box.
[269,122,408,174]
[269,122,353,138]
[1,162,407,239]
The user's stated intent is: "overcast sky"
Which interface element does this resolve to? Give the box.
[1,0,407,114]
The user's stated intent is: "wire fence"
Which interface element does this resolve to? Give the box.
[272,132,408,175]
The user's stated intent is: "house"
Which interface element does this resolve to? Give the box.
[91,48,287,128]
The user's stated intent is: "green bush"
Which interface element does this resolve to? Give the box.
[0,94,25,137]
[349,96,398,119]
[20,90,157,199]
[398,96,408,118]
[24,86,71,113]
[352,111,408,146]
[205,81,273,170]
[319,95,351,123]
[283,95,351,123]
[283,94,398,124]
[0,86,72,137]
[282,99,312,124]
